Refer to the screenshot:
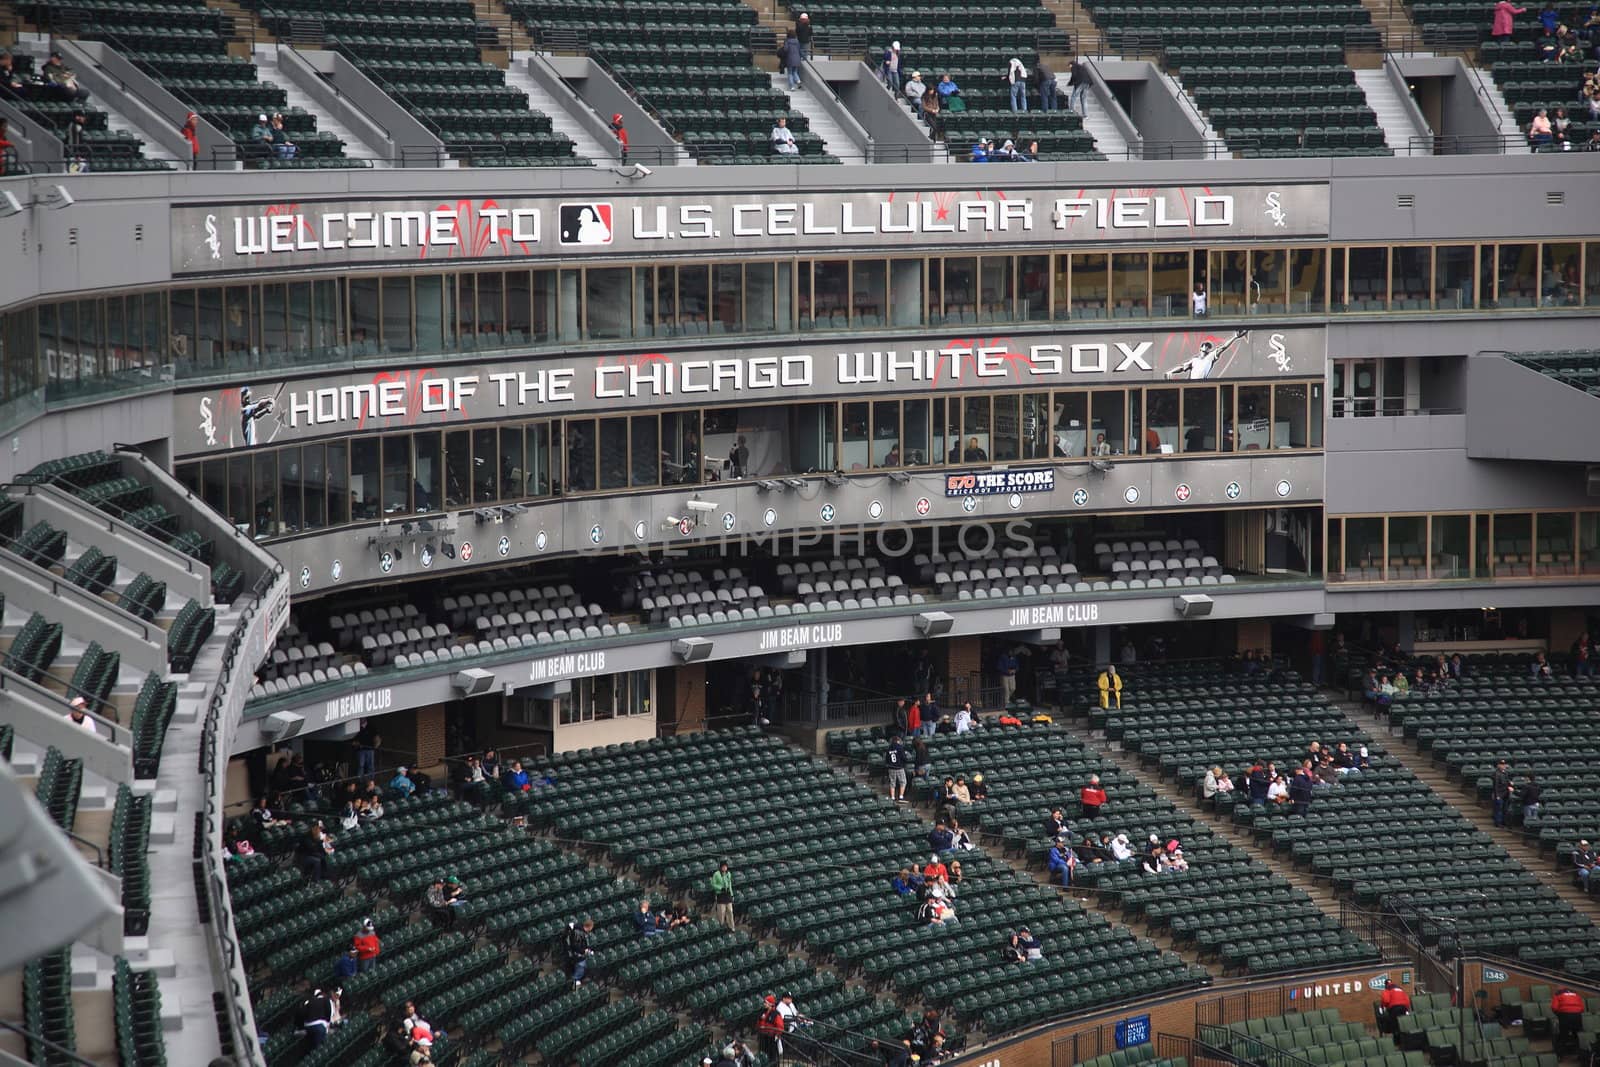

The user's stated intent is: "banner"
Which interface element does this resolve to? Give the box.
[171,184,1330,273]
[173,326,1326,456]
[945,467,1056,497]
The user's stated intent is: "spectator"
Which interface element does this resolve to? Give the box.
[297,824,330,880]
[969,772,988,800]
[1035,58,1057,110]
[903,70,926,115]
[952,775,972,805]
[353,921,380,979]
[1248,761,1270,806]
[424,877,455,926]
[923,853,949,882]
[1161,840,1189,871]
[179,111,200,167]
[1520,775,1542,823]
[334,945,360,980]
[1006,926,1043,962]
[339,801,360,832]
[882,41,901,91]
[947,859,964,892]
[907,698,923,737]
[565,918,595,987]
[921,692,940,735]
[891,867,921,895]
[885,733,909,802]
[954,701,975,733]
[249,113,275,162]
[995,647,1020,704]
[1574,633,1595,676]
[757,994,786,1058]
[711,859,735,930]
[1097,665,1122,709]
[1045,807,1068,838]
[64,110,88,171]
[1491,759,1514,826]
[663,901,693,930]
[1267,773,1289,804]
[794,12,812,58]
[270,112,296,158]
[251,796,275,829]
[918,892,954,925]
[1067,59,1089,114]
[913,736,932,780]
[1047,838,1077,887]
[922,85,942,138]
[1007,57,1028,112]
[0,53,26,100]
[929,820,955,853]
[1110,833,1135,861]
[779,33,804,91]
[1540,0,1561,32]
[505,761,530,792]
[1574,840,1596,888]
[949,818,974,851]
[41,52,88,102]
[1079,774,1107,819]
[1493,0,1527,37]
[1378,979,1412,1034]
[67,697,97,735]
[1531,651,1554,678]
[937,72,960,100]
[610,113,628,162]
[634,898,663,937]
[389,766,415,798]
[968,136,990,162]
[994,138,1024,161]
[298,988,334,1048]
[771,115,799,155]
[776,992,807,1036]
[1552,988,1586,1053]
[1203,766,1234,800]
[1536,30,1559,59]
[1289,763,1315,815]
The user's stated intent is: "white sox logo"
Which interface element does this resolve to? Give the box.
[198,397,217,446]
[1264,191,1287,228]
[1267,332,1291,372]
[204,214,222,260]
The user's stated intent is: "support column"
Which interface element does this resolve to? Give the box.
[1236,619,1273,656]
[414,704,446,770]
[1092,626,1111,667]
[1394,611,1415,653]
[1549,607,1586,652]
[946,635,982,703]
[672,665,707,733]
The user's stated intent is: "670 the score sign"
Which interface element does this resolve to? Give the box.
[944,467,1056,498]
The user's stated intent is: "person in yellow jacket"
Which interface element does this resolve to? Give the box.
[1097,665,1122,709]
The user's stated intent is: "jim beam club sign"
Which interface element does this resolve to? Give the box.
[176,326,1323,455]
[174,184,1327,273]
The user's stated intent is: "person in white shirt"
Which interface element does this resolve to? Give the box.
[770,117,799,156]
[1192,283,1208,317]
[953,702,973,734]
[67,697,97,735]
[1165,330,1247,381]
[1267,775,1289,804]
[776,992,807,1031]
[1110,833,1134,861]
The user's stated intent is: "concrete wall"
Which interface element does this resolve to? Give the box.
[1098,60,1208,156]
[826,61,936,163]
[1465,353,1600,463]
[551,713,656,752]
[277,49,438,162]
[545,56,677,162]
[0,389,173,483]
[1395,56,1502,149]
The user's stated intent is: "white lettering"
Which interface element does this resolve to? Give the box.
[325,687,393,722]
[757,623,844,652]
[1008,604,1100,628]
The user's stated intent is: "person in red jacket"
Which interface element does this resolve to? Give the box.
[1079,774,1108,820]
[757,994,786,1058]
[610,113,628,163]
[1378,979,1411,1033]
[907,699,922,737]
[1552,988,1585,1052]
[352,918,381,974]
[179,111,200,167]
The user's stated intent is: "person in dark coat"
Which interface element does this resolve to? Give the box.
[779,32,804,90]
[793,12,813,57]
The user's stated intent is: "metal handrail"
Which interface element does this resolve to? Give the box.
[589,47,680,138]
[268,42,393,147]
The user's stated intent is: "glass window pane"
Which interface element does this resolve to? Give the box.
[943,257,976,324]
[1435,245,1475,310]
[932,398,952,465]
[991,394,1020,461]
[349,278,379,353]
[382,434,411,516]
[1388,516,1425,579]
[505,270,530,344]
[1022,393,1052,459]
[444,430,470,508]
[1586,243,1600,307]
[277,445,301,535]
[1391,247,1430,310]
[1536,512,1575,576]
[746,262,776,332]
[1251,249,1285,314]
[1071,253,1107,319]
[1348,247,1388,311]
[1051,255,1069,321]
[499,425,523,500]
[1330,248,1349,311]
[869,400,899,467]
[227,455,251,535]
[1111,252,1148,318]
[197,287,223,369]
[842,401,869,471]
[586,267,631,339]
[680,265,710,334]
[1274,384,1308,448]
[805,261,842,328]
[1497,244,1537,307]
[1182,386,1216,453]
[903,399,930,465]
[662,412,700,485]
[631,416,659,487]
[1309,382,1324,447]
[980,256,1013,322]
[708,263,740,334]
[531,269,556,343]
[1126,389,1143,455]
[1055,391,1089,457]
[312,279,342,355]
[1327,518,1343,581]
[472,428,498,502]
[415,275,444,354]
[598,418,628,490]
[891,258,923,328]
[1494,512,1533,577]
[774,262,792,330]
[961,397,991,461]
[1145,387,1178,453]
[260,283,287,357]
[1543,243,1580,307]
[926,258,944,323]
[1475,514,1491,577]
[1152,251,1189,318]
[1218,384,1234,451]
[1430,514,1469,579]
[559,269,581,341]
[791,402,835,473]
[349,438,379,521]
[853,260,886,328]
[326,442,348,527]
[1020,255,1050,321]
[1208,249,1246,314]
[1581,512,1600,573]
[1289,248,1326,313]
[169,290,198,372]
[286,282,311,358]
[302,444,326,531]
[477,272,503,335]
[414,432,441,512]
[1344,517,1384,581]
[565,420,595,493]
[223,287,251,365]
[1237,385,1271,451]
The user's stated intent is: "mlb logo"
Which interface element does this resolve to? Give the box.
[558,202,614,245]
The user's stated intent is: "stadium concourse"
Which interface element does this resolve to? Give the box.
[2,11,1600,1059]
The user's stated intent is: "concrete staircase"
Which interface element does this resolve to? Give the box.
[1038,0,1106,57]
[8,37,180,162]
[201,0,277,59]
[1356,0,1430,52]
[1475,74,1533,154]
[469,0,532,65]
[505,52,616,164]
[1162,70,1227,150]
[1078,88,1130,159]
[252,45,390,162]
[1336,695,1600,921]
[1353,67,1429,153]
[769,72,855,159]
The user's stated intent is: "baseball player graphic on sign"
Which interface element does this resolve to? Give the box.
[1165,330,1249,381]
[238,385,278,447]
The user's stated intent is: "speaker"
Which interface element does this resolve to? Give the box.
[914,611,955,637]
[452,668,496,696]
[262,711,305,741]
[672,637,713,662]
[1174,593,1214,618]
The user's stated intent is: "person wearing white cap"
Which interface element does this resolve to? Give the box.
[389,765,415,798]
[903,70,926,116]
[248,113,274,164]
[67,696,97,735]
[882,40,901,91]
[1110,833,1134,861]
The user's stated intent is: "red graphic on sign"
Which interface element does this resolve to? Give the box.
[459,541,474,562]
[347,367,468,431]
[420,198,534,261]
[916,498,932,515]
[1175,483,1192,502]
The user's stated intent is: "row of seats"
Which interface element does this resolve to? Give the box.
[248,661,369,700]
[0,53,166,167]
[111,785,154,935]
[35,745,84,833]
[112,957,166,1067]
[1511,348,1600,397]
[1102,665,1600,973]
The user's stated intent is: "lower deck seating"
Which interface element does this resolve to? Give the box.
[35,746,83,832]
[1203,1009,1422,1067]
[1511,349,1600,393]
[112,959,167,1067]
[24,948,76,1064]
[0,52,168,169]
[111,786,154,935]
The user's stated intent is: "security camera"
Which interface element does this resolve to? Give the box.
[685,497,715,514]
[632,164,652,178]
[51,185,74,208]
[0,191,21,216]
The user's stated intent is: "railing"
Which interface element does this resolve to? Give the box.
[588,47,679,139]
[1402,132,1523,155]
[0,1019,101,1067]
